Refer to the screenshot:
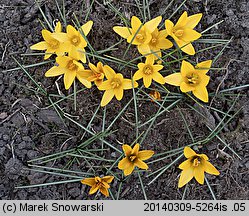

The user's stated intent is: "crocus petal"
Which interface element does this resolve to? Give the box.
[200,154,209,161]
[68,46,80,61]
[184,146,197,158]
[54,21,62,33]
[131,16,142,32]
[179,159,192,170]
[178,167,194,188]
[181,60,195,77]
[134,158,148,169]
[64,70,76,90]
[122,144,132,156]
[123,79,138,89]
[30,41,48,50]
[153,65,164,72]
[79,48,87,63]
[143,75,152,88]
[137,150,154,160]
[138,44,151,55]
[99,187,109,197]
[45,66,66,77]
[124,164,135,176]
[59,41,72,53]
[81,178,96,186]
[175,11,188,29]
[42,29,53,41]
[165,20,174,35]
[118,157,132,170]
[114,87,123,101]
[88,62,98,73]
[102,176,114,183]
[158,29,168,38]
[165,73,182,86]
[78,70,92,79]
[56,56,70,68]
[113,26,132,39]
[194,165,205,184]
[44,53,52,60]
[101,181,110,189]
[97,80,112,90]
[200,74,210,86]
[204,161,220,175]
[131,143,140,155]
[144,16,162,33]
[181,28,201,41]
[52,32,68,42]
[89,184,99,195]
[186,13,202,29]
[192,86,209,102]
[180,82,195,92]
[195,60,212,74]
[145,55,155,65]
[153,72,165,84]
[157,38,173,49]
[133,70,143,81]
[100,89,114,107]
[76,73,92,88]
[81,20,93,36]
[103,65,116,79]
[178,41,195,55]
[67,25,78,38]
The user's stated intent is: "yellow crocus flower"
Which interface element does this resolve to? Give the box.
[133,55,165,88]
[165,60,212,102]
[118,143,154,176]
[165,11,202,55]
[98,65,138,107]
[148,28,173,60]
[178,147,220,188]
[83,62,105,87]
[113,16,162,55]
[53,21,93,63]
[30,21,66,59]
[81,176,114,197]
[45,56,91,90]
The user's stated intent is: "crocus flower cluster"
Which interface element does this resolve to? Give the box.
[31,11,213,104]
[29,11,221,197]
[113,11,212,102]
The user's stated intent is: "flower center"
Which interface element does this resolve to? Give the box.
[49,39,59,49]
[129,155,137,162]
[174,29,184,37]
[111,78,122,89]
[151,38,157,44]
[186,73,199,85]
[143,65,153,75]
[66,60,78,71]
[71,36,80,46]
[193,157,201,167]
[136,33,144,40]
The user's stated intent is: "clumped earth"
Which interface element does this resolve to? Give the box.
[0,0,248,200]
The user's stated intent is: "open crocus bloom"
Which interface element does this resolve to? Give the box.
[118,143,154,176]
[113,16,162,55]
[178,146,220,188]
[53,21,93,63]
[165,60,212,102]
[98,65,138,106]
[81,176,114,197]
[165,11,202,55]
[30,21,66,59]
[133,55,165,88]
[45,56,91,90]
